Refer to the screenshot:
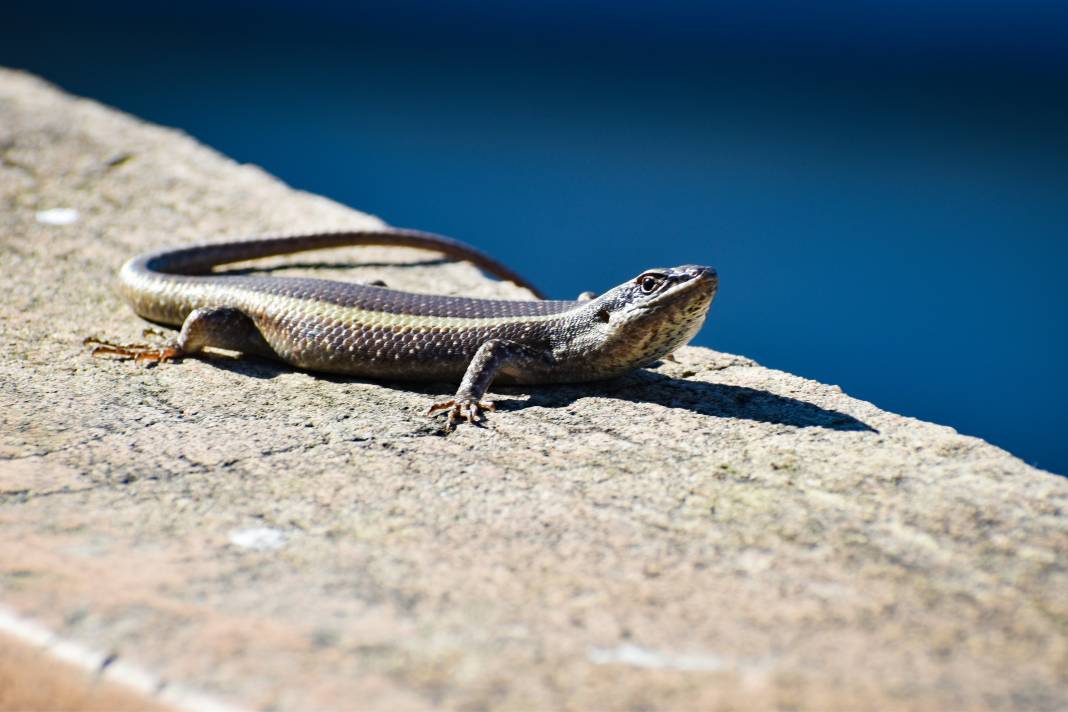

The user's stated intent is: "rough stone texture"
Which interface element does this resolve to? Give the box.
[1,68,1066,711]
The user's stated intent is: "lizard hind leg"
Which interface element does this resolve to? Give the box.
[87,307,275,364]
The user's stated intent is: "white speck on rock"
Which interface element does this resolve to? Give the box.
[588,644,729,672]
[228,527,286,551]
[35,208,80,225]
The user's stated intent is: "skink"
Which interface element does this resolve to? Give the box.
[87,228,718,430]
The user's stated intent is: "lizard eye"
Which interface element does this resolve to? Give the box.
[638,274,663,294]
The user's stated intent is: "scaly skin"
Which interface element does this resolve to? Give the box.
[88,227,719,430]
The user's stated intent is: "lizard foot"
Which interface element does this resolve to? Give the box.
[83,336,183,365]
[427,398,496,432]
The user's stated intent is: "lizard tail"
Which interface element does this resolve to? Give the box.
[123,227,545,298]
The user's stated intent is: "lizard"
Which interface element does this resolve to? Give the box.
[86,227,719,430]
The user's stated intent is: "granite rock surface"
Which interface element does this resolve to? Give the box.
[1,68,1066,711]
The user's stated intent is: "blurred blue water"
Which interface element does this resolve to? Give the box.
[5,3,1066,473]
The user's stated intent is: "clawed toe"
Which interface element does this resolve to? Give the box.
[83,337,182,364]
[426,398,496,431]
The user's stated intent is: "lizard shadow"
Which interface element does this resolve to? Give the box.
[202,355,875,433]
[488,369,877,432]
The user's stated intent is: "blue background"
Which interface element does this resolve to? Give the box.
[5,2,1066,473]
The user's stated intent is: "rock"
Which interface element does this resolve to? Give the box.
[1,68,1066,711]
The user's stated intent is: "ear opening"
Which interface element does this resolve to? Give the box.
[595,308,610,323]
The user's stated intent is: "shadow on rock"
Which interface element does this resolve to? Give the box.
[494,369,877,432]
[192,355,876,433]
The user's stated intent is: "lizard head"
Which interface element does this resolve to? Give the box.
[581,264,718,369]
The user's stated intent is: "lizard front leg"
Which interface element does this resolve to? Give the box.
[428,339,554,432]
